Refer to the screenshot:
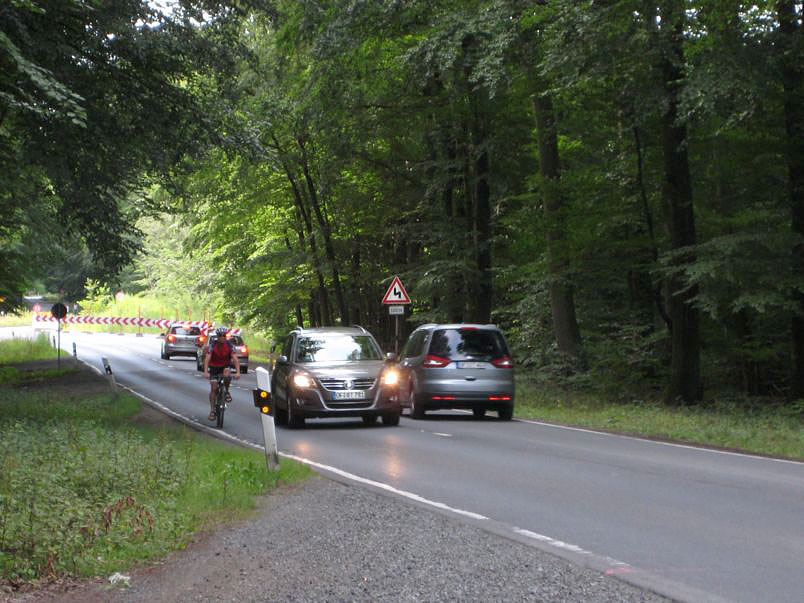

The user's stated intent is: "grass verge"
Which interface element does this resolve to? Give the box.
[0,333,58,364]
[516,379,804,460]
[0,367,312,589]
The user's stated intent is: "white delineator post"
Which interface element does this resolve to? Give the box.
[255,367,279,471]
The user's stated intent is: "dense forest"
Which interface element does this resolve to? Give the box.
[1,1,802,406]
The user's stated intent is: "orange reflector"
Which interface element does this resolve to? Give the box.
[261,405,270,414]
[432,396,456,400]
[488,396,511,401]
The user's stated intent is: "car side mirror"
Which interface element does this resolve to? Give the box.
[160,332,165,337]
[385,352,398,363]
[276,355,288,365]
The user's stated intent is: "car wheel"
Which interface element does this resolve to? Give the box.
[472,408,486,419]
[287,397,305,428]
[196,357,203,371]
[409,388,425,420]
[240,366,248,374]
[498,405,513,421]
[160,348,167,360]
[382,411,400,426]
[362,415,378,425]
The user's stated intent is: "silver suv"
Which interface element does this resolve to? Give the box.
[270,326,402,428]
[396,323,515,420]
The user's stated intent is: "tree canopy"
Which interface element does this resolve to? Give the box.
[5,0,803,405]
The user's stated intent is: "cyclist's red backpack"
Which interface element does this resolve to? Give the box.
[208,337,233,367]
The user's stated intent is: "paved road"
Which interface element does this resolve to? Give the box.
[19,327,804,603]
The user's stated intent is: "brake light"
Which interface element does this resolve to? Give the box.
[488,396,511,401]
[432,395,456,400]
[491,356,514,368]
[167,335,176,343]
[241,345,248,354]
[197,335,206,345]
[422,355,450,368]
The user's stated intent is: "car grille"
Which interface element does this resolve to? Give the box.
[319,378,375,391]
[325,401,373,409]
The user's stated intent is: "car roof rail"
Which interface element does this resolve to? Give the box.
[350,324,368,333]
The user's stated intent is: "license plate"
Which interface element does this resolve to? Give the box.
[334,390,365,400]
[457,361,486,369]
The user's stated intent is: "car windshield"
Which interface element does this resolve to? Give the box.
[172,326,201,336]
[428,328,508,361]
[295,335,382,362]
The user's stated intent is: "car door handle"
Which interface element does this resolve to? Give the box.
[465,376,476,381]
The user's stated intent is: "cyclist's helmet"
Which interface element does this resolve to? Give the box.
[215,326,229,337]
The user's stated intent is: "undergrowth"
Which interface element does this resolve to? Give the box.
[0,383,311,588]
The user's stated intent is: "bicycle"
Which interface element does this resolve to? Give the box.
[213,373,232,428]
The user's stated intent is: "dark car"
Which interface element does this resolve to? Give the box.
[196,331,249,373]
[270,326,401,428]
[395,323,515,420]
[161,324,204,360]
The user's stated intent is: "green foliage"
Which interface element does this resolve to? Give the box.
[0,334,58,364]
[0,385,312,587]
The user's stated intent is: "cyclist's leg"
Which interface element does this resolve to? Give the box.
[208,368,222,419]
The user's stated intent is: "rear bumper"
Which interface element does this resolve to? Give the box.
[406,390,514,410]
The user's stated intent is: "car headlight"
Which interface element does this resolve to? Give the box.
[382,369,399,386]
[293,372,314,388]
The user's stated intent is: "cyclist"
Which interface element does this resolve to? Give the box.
[203,326,241,421]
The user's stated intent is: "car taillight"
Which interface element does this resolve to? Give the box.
[422,355,450,368]
[167,335,176,343]
[241,345,248,354]
[197,335,206,345]
[491,356,514,368]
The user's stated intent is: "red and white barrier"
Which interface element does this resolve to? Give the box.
[32,314,212,330]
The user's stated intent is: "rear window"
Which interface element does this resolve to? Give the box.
[171,326,201,336]
[427,328,508,361]
[226,335,244,346]
[296,335,382,362]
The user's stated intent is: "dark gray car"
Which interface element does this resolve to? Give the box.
[270,326,402,428]
[396,323,515,420]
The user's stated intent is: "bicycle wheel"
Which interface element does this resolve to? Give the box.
[216,387,225,428]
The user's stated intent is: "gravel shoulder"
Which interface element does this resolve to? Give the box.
[18,474,667,603]
[4,361,668,603]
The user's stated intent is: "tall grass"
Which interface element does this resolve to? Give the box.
[0,334,58,364]
[0,337,313,588]
[0,313,32,328]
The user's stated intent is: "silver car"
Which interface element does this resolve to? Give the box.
[160,324,203,360]
[270,326,402,428]
[396,323,515,420]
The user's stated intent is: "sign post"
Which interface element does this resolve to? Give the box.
[381,276,412,354]
[253,367,279,471]
[50,303,67,368]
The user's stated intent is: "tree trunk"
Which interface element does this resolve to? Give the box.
[532,92,583,358]
[284,233,305,327]
[658,2,701,403]
[297,136,350,325]
[778,1,804,400]
[472,119,493,324]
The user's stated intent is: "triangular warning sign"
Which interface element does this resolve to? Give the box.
[382,276,411,304]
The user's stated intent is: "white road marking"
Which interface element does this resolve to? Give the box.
[516,418,804,465]
[433,432,452,437]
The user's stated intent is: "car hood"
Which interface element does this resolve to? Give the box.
[302,361,386,379]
